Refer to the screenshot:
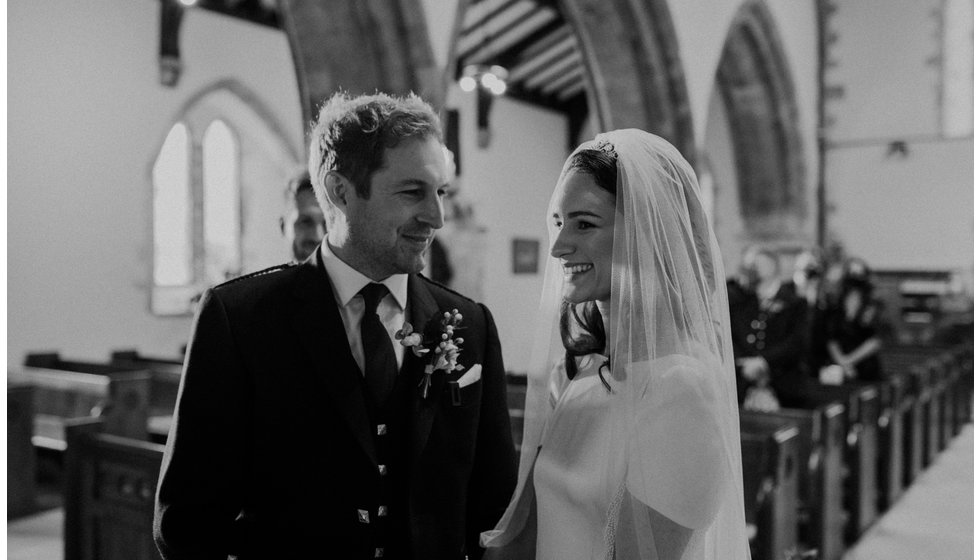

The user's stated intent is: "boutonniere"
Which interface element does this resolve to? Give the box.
[395,308,465,399]
[762,298,785,314]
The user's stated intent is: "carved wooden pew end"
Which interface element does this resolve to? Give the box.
[64,417,165,560]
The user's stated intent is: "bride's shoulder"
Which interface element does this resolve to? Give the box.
[625,350,722,398]
[628,352,715,378]
[547,358,568,402]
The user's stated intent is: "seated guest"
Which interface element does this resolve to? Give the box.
[280,170,326,262]
[823,258,883,383]
[792,248,830,377]
[821,241,848,306]
[727,246,760,299]
[729,247,809,409]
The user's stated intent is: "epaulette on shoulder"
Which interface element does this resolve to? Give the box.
[417,273,478,305]
[215,263,296,289]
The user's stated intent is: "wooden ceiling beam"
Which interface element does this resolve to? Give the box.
[507,31,575,81]
[458,8,558,65]
[457,0,539,56]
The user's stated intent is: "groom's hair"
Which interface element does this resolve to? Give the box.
[308,92,443,210]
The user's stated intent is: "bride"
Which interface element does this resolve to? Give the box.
[482,130,749,560]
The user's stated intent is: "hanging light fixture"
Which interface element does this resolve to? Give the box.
[459,64,508,148]
[459,64,509,96]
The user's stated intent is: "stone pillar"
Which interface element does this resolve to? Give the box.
[279,0,442,125]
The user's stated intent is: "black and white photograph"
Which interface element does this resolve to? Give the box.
[6,1,974,559]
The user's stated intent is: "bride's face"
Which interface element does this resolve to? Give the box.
[549,172,616,304]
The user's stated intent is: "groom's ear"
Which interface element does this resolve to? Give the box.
[324,171,352,212]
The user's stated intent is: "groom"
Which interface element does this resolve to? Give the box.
[154,92,517,559]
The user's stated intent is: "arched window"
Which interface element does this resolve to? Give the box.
[202,119,242,285]
[151,119,243,315]
[152,123,192,287]
[150,82,302,315]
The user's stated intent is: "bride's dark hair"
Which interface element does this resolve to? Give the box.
[560,144,617,389]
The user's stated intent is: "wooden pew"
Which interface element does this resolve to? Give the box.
[951,343,974,432]
[880,345,955,482]
[505,373,527,454]
[109,350,184,443]
[930,354,957,453]
[8,382,38,518]
[936,348,969,449]
[903,365,930,486]
[16,353,152,450]
[742,402,847,560]
[880,355,927,487]
[802,383,879,543]
[921,358,945,466]
[109,350,183,414]
[64,417,165,560]
[874,373,908,510]
[740,415,800,560]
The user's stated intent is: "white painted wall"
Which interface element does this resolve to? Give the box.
[8,0,304,365]
[419,0,461,73]
[825,0,943,140]
[444,87,568,374]
[826,138,973,270]
[823,0,973,270]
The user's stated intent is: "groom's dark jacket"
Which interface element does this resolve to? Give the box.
[154,249,517,559]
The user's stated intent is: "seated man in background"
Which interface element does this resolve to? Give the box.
[729,246,809,409]
[280,169,326,262]
[792,248,830,378]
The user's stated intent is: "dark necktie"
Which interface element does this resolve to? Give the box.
[359,283,398,407]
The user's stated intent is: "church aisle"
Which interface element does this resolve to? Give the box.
[843,424,974,560]
[7,508,62,560]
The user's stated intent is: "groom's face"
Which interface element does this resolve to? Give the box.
[344,136,449,279]
[550,172,616,304]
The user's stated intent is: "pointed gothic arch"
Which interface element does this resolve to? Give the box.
[714,0,806,235]
[560,0,694,163]
[148,80,304,314]
[279,0,441,124]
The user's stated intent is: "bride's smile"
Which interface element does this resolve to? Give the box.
[550,171,616,304]
[563,262,594,274]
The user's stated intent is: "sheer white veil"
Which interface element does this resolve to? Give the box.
[482,129,748,559]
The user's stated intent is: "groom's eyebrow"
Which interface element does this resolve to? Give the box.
[395,178,449,190]
[395,179,429,188]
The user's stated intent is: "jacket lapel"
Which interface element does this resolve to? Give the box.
[405,274,440,465]
[290,251,377,466]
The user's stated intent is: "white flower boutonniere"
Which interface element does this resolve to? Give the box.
[395,308,465,399]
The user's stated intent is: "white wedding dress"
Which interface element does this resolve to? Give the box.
[533,353,730,560]
[482,129,749,560]
[533,354,621,560]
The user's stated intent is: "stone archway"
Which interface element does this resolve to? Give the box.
[714,0,806,236]
[560,0,695,164]
[279,0,442,125]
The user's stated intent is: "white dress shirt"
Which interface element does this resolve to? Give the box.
[321,244,408,374]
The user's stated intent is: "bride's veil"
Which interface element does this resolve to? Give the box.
[482,129,748,560]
